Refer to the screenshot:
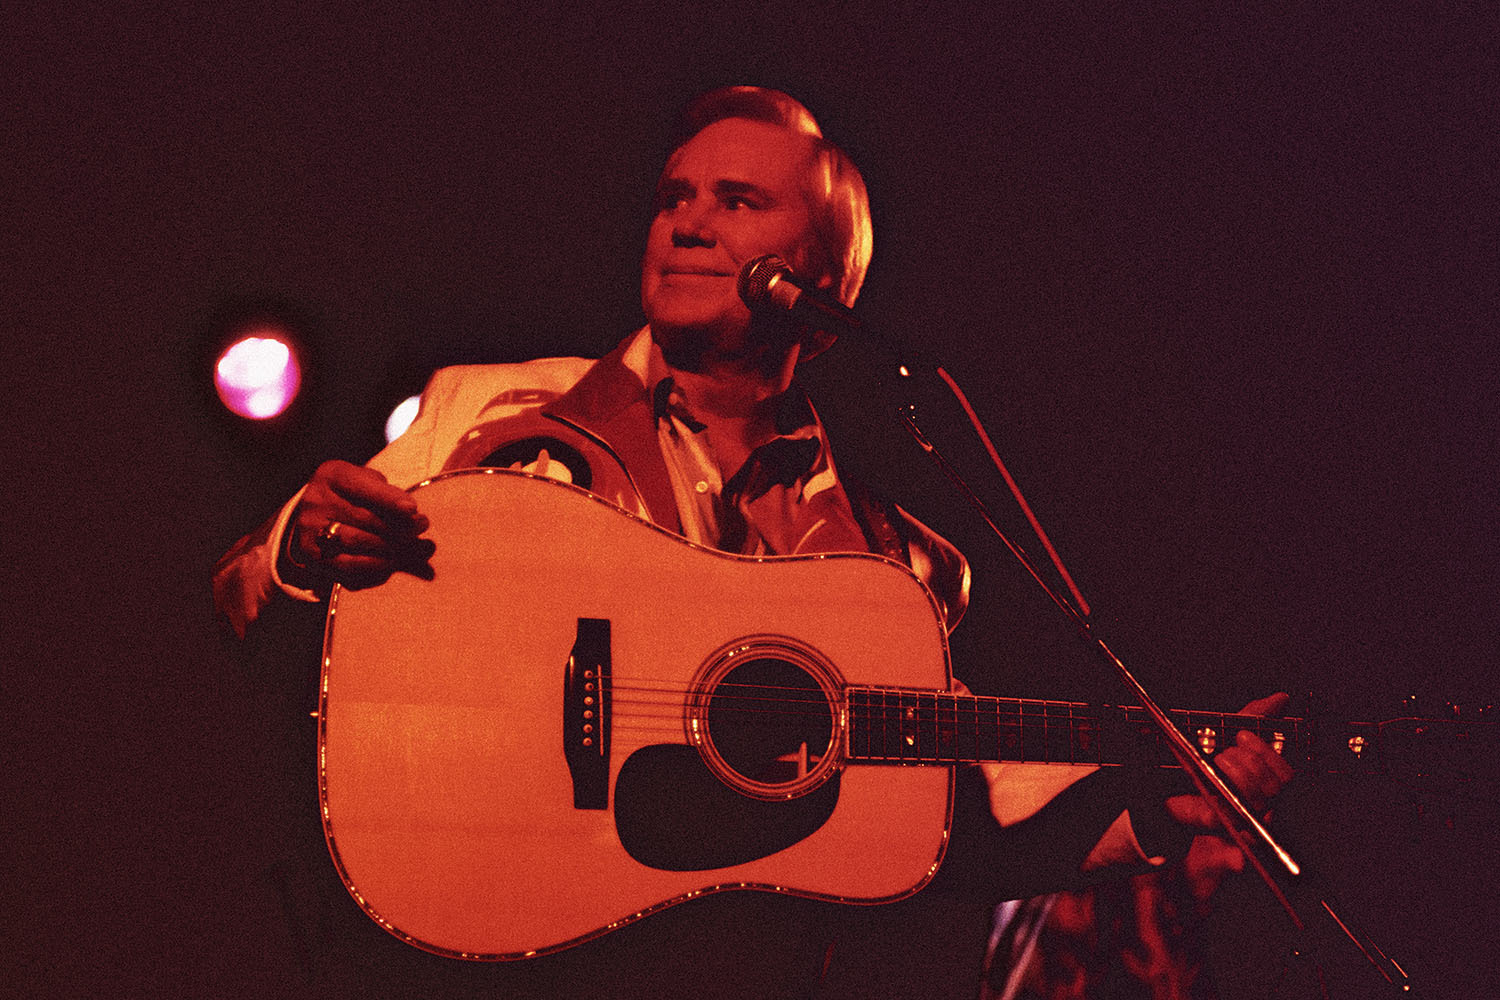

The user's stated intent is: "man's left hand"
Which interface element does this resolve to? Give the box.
[1165,691,1295,898]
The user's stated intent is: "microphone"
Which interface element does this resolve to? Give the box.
[737,255,863,336]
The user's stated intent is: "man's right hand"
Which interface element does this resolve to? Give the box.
[280,460,434,589]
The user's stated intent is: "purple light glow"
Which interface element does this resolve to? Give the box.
[214,333,302,419]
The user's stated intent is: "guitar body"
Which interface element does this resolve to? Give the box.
[319,468,956,959]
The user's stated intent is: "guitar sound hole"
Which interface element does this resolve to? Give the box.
[707,658,834,788]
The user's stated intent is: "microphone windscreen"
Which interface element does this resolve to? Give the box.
[737,255,790,309]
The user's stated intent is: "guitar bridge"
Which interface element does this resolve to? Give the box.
[564,617,611,809]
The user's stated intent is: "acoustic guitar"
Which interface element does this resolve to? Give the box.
[318,468,1481,959]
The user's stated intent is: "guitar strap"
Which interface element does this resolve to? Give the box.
[843,476,910,566]
[843,475,971,632]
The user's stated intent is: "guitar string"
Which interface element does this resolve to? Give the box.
[577,671,1301,754]
[567,669,1332,766]
[581,703,1460,777]
[600,715,1306,771]
[607,693,1290,734]
[607,691,1103,724]
[608,676,1292,725]
[602,715,1125,766]
[603,683,1290,736]
[598,692,1305,768]
[603,694,1287,744]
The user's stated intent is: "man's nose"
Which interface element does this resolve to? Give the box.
[671,200,717,248]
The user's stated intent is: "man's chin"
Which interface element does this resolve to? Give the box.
[645,283,734,324]
[646,297,742,345]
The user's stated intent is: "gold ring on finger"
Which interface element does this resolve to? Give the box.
[318,520,343,547]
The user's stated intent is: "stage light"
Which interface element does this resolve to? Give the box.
[214,329,302,419]
[384,394,422,443]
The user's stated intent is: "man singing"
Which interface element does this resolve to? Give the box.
[216,86,1290,997]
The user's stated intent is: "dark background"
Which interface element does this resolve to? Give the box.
[6,4,1496,997]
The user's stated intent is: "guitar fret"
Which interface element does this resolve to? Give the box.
[954,693,976,762]
[1084,705,1102,764]
[913,693,924,758]
[897,689,911,761]
[913,692,928,761]
[998,699,1022,761]
[897,692,911,760]
[880,689,890,759]
[1020,701,1040,762]
[1047,703,1071,764]
[911,691,926,761]
[887,688,907,762]
[973,696,996,763]
[887,691,902,760]
[924,692,936,761]
[878,688,892,760]
[847,689,864,758]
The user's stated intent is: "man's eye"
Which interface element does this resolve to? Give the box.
[724,196,756,211]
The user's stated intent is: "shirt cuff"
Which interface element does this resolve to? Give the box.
[267,485,322,603]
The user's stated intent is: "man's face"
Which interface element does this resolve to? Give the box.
[641,118,823,366]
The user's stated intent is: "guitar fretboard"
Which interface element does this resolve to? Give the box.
[843,688,1448,773]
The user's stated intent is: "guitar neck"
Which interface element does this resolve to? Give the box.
[845,688,1468,775]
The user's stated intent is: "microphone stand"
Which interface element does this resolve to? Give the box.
[735,252,1419,992]
[868,342,1417,997]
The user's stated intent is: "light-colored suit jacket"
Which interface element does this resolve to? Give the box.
[214,329,970,640]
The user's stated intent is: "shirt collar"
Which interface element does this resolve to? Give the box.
[637,325,832,495]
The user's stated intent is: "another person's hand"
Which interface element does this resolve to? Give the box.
[280,460,434,589]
